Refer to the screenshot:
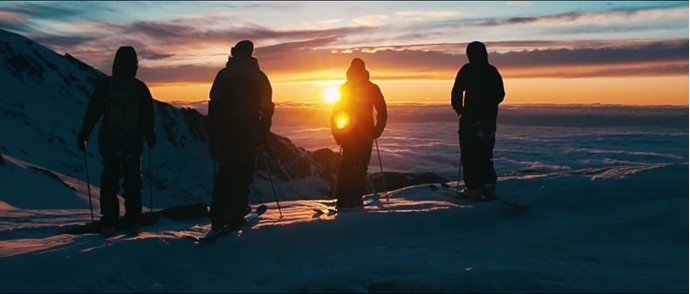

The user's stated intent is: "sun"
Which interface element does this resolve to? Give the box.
[323,86,341,104]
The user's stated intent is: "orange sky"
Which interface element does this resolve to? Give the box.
[150,75,689,106]
[146,51,689,106]
[5,2,686,106]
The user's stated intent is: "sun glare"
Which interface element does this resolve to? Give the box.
[335,112,350,129]
[323,87,341,104]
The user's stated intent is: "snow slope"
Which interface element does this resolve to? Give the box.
[0,28,342,208]
[0,162,686,292]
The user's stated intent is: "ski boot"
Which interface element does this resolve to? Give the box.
[461,188,483,201]
[481,183,496,201]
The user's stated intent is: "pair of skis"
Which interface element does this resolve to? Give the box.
[191,204,268,244]
[61,212,161,237]
[312,193,382,217]
[429,183,532,210]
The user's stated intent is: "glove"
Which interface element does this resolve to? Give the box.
[76,131,88,151]
[146,133,156,148]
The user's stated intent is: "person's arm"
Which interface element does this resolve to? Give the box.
[495,67,505,104]
[372,85,387,139]
[207,70,224,152]
[209,69,225,103]
[142,82,156,147]
[77,79,107,150]
[330,88,345,145]
[450,66,467,115]
[258,72,274,141]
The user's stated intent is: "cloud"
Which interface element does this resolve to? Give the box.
[396,10,466,21]
[0,11,28,31]
[2,3,84,20]
[13,4,684,85]
[490,40,688,68]
[264,39,689,81]
[32,34,97,47]
[351,39,675,54]
[136,38,688,84]
[25,19,375,72]
[136,48,176,61]
[317,19,344,25]
[352,15,388,27]
[104,21,374,48]
[0,10,25,23]
[126,21,198,39]
[505,1,530,7]
[257,37,341,56]
[475,6,688,26]
[138,64,218,84]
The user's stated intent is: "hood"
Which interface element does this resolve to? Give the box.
[112,46,138,78]
[224,55,262,78]
[466,41,488,64]
[346,58,370,83]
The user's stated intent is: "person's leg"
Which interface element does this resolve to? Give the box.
[336,144,357,208]
[350,139,373,206]
[99,157,121,226]
[227,145,257,226]
[121,155,143,226]
[460,133,478,189]
[487,136,497,185]
[210,157,233,230]
[460,131,482,198]
[480,136,497,199]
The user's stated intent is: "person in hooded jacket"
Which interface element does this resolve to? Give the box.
[451,41,505,200]
[77,46,156,230]
[331,58,387,209]
[208,40,274,231]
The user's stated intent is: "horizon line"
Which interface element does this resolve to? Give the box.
[166,100,690,108]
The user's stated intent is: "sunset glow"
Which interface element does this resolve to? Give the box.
[334,112,350,129]
[1,1,686,105]
[323,87,341,104]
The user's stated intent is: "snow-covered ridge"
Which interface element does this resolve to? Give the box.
[0,28,342,207]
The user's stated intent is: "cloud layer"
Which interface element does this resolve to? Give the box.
[0,2,686,88]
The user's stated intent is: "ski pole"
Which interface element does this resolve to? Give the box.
[374,139,389,202]
[82,142,94,222]
[262,145,283,218]
[148,146,153,213]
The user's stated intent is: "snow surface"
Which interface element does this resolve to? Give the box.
[0,161,687,292]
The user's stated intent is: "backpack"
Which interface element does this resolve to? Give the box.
[103,78,142,136]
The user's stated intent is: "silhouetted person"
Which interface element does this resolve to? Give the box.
[208,40,273,231]
[77,46,156,230]
[331,58,387,209]
[451,41,505,200]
